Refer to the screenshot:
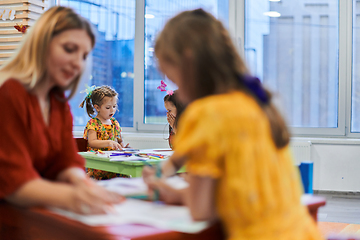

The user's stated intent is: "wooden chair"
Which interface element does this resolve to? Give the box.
[75,138,88,152]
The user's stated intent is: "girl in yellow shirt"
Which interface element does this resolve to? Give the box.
[143,8,324,240]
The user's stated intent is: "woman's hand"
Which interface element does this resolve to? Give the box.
[5,178,125,216]
[69,178,125,215]
[108,140,122,150]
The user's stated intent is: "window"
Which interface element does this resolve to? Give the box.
[352,0,360,132]
[52,0,359,137]
[57,0,135,128]
[143,0,229,125]
[245,0,339,129]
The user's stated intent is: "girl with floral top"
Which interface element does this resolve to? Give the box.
[80,85,129,179]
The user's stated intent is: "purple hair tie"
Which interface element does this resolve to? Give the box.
[241,75,269,104]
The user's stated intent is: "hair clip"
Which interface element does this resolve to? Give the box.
[157,80,174,95]
[241,75,269,104]
[157,80,167,92]
[80,84,97,99]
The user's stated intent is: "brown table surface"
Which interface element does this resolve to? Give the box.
[0,195,326,240]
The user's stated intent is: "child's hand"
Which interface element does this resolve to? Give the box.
[146,178,182,205]
[167,112,176,129]
[108,140,122,150]
[142,166,156,184]
[121,142,130,148]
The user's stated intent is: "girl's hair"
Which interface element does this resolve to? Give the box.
[0,6,95,100]
[80,85,118,117]
[155,8,290,149]
[164,90,185,129]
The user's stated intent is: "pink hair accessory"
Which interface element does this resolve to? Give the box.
[166,90,174,95]
[157,80,167,91]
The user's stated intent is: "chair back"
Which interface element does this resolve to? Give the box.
[75,138,88,152]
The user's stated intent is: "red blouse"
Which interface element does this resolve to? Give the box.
[0,80,85,199]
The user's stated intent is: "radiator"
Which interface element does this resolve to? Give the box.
[290,141,311,165]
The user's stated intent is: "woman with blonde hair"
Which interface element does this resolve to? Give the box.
[0,6,123,214]
[143,9,324,240]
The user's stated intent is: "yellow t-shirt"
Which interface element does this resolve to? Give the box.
[174,91,323,240]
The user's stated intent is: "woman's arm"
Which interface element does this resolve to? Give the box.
[57,167,87,185]
[5,178,76,210]
[5,177,124,215]
[87,129,122,150]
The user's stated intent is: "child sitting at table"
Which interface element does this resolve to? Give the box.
[164,90,184,149]
[80,85,129,180]
[143,8,324,240]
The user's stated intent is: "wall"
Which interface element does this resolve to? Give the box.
[0,0,47,65]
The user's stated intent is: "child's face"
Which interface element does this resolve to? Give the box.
[164,101,177,118]
[95,97,117,121]
[46,29,92,89]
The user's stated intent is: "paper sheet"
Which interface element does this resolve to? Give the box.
[50,199,207,233]
[97,176,188,196]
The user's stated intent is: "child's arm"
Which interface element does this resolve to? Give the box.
[184,175,218,221]
[87,129,122,150]
[161,155,186,177]
[146,174,218,222]
[143,154,187,186]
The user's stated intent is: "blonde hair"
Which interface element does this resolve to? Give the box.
[0,6,95,100]
[80,85,118,118]
[155,9,290,148]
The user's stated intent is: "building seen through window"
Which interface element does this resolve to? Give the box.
[245,0,339,128]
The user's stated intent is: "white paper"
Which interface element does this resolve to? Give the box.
[50,199,207,233]
[97,177,148,196]
[97,176,188,195]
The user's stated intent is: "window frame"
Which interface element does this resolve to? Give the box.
[135,0,238,132]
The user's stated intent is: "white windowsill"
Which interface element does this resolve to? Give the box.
[74,130,360,145]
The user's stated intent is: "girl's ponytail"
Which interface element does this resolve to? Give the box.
[79,85,97,118]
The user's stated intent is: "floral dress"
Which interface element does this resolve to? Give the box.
[83,117,129,179]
